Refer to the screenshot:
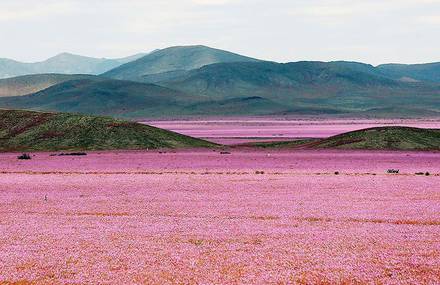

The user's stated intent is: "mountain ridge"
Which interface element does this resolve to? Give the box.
[103,45,260,81]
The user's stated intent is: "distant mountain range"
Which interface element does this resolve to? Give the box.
[0,45,438,118]
[0,52,147,79]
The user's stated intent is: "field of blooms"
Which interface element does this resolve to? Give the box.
[0,150,439,284]
[145,118,440,144]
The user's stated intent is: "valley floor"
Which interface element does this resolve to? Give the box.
[144,117,440,145]
[0,150,439,284]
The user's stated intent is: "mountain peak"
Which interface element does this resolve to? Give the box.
[47,52,93,62]
[103,45,259,80]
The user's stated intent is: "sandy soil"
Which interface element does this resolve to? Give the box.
[0,150,439,284]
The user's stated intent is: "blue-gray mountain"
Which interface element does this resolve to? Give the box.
[0,52,146,79]
[377,62,440,83]
[102,45,259,81]
[0,46,439,118]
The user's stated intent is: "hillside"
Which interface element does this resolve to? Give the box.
[0,52,146,79]
[0,74,101,97]
[159,61,440,114]
[244,127,440,150]
[0,79,205,118]
[310,127,440,150]
[0,109,214,152]
[377,62,440,83]
[103,45,259,81]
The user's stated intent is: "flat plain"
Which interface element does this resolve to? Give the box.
[145,118,440,145]
[0,149,439,284]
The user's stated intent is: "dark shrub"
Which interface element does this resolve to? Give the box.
[334,171,340,175]
[58,152,87,156]
[17,153,31,160]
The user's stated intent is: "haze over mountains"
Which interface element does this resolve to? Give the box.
[0,45,439,118]
[0,52,146,79]
[0,74,99,97]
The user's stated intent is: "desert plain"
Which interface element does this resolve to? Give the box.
[1,118,440,285]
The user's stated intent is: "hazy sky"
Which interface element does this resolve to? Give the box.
[1,0,439,65]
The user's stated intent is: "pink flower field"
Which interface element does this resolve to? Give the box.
[0,150,439,284]
[145,118,440,144]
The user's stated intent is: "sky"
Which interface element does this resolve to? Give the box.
[0,0,439,65]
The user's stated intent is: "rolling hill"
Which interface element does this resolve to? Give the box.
[245,127,440,150]
[0,52,146,79]
[0,74,101,97]
[103,45,259,81]
[310,126,440,150]
[0,79,205,118]
[0,109,215,151]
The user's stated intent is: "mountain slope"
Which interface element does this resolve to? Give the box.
[0,74,101,97]
[183,96,288,115]
[0,79,204,118]
[377,62,440,83]
[0,109,215,151]
[103,45,259,81]
[0,52,146,79]
[159,61,440,114]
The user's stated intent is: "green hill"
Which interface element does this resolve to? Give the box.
[245,127,440,150]
[0,109,215,152]
[103,45,259,81]
[310,127,440,150]
[0,74,101,97]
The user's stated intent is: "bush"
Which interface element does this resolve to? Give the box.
[334,171,340,175]
[387,169,399,174]
[17,153,31,160]
[59,152,87,156]
[425,172,430,176]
